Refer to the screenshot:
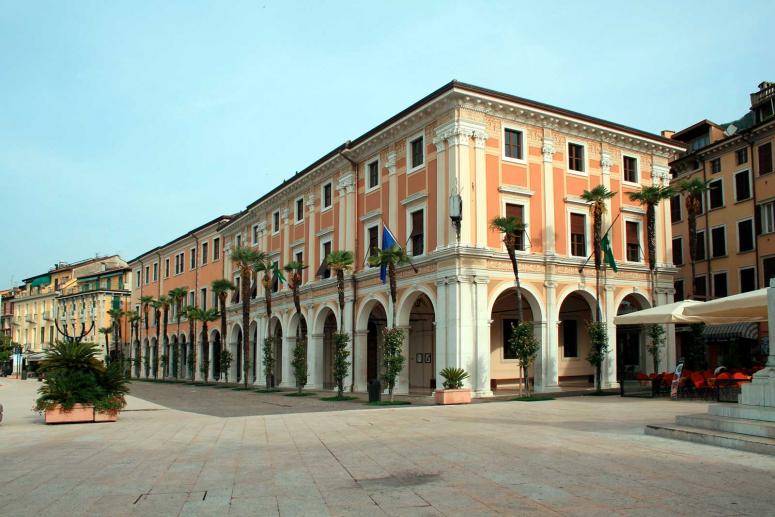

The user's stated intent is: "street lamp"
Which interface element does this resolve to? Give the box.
[449,191,462,244]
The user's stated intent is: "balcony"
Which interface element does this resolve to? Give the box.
[25,314,36,323]
[751,82,775,108]
[42,310,52,321]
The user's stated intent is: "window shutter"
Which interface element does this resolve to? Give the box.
[409,211,424,239]
[759,143,773,175]
[506,203,524,222]
[626,221,638,244]
[570,213,585,234]
[755,206,762,235]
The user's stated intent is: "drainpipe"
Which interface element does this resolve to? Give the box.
[340,144,359,392]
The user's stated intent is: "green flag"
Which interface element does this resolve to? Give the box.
[601,232,618,272]
[272,262,287,284]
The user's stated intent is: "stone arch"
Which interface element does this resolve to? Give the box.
[312,303,340,335]
[616,292,653,378]
[488,281,545,324]
[354,296,389,391]
[556,289,598,385]
[555,286,600,322]
[615,291,652,313]
[211,328,222,381]
[179,333,188,379]
[355,294,390,332]
[268,316,283,386]
[395,285,437,328]
[397,290,437,392]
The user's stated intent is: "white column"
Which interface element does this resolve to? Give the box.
[451,131,472,245]
[740,280,775,407]
[433,136,447,250]
[542,281,560,390]
[353,330,368,392]
[280,312,294,388]
[306,196,316,279]
[542,137,556,255]
[473,275,491,396]
[395,325,410,395]
[473,131,488,248]
[387,151,398,232]
[343,297,354,389]
[307,333,324,389]
[603,285,617,388]
[256,316,266,385]
[434,279,447,380]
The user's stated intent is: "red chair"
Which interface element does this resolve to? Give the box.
[691,372,709,399]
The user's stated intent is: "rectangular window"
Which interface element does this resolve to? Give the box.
[213,238,220,260]
[236,234,242,248]
[765,257,775,288]
[273,211,280,233]
[188,291,195,307]
[740,267,757,293]
[673,237,683,266]
[504,128,523,160]
[674,280,684,302]
[271,261,279,293]
[322,241,332,279]
[409,209,424,256]
[760,202,775,235]
[367,160,379,189]
[152,263,158,282]
[202,242,208,265]
[713,272,728,298]
[234,277,240,304]
[190,248,196,270]
[135,270,141,288]
[670,195,682,223]
[562,320,578,358]
[568,143,585,172]
[626,221,640,262]
[708,179,724,209]
[570,213,586,257]
[623,156,638,183]
[502,319,518,359]
[179,252,185,274]
[710,158,721,174]
[506,203,525,251]
[200,288,207,309]
[736,147,748,165]
[759,143,773,175]
[694,275,707,299]
[367,225,379,261]
[738,219,754,252]
[323,182,332,209]
[164,258,170,278]
[296,197,304,222]
[711,226,726,257]
[253,224,260,244]
[735,170,751,202]
[410,136,424,169]
[696,230,706,261]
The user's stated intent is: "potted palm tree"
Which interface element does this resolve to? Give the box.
[197,307,218,383]
[326,250,354,398]
[158,295,170,378]
[185,305,199,381]
[628,185,673,305]
[284,260,308,394]
[678,178,710,299]
[167,287,188,378]
[434,367,471,404]
[150,299,162,379]
[211,279,235,381]
[232,246,261,388]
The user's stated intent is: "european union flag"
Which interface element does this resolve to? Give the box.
[380,224,398,284]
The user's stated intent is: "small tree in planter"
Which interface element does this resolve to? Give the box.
[262,337,275,389]
[199,360,210,383]
[382,328,405,401]
[160,354,168,380]
[646,324,666,374]
[435,367,471,405]
[508,322,540,396]
[586,321,609,393]
[332,332,351,398]
[220,349,233,383]
[143,353,150,378]
[291,336,308,394]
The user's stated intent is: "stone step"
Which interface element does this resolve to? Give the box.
[645,424,775,456]
[709,403,775,422]
[676,413,775,439]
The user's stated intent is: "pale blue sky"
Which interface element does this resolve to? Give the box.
[1,0,773,286]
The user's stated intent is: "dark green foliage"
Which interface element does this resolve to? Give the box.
[586,321,609,393]
[646,324,666,373]
[381,328,405,400]
[220,349,233,383]
[285,392,316,397]
[262,337,275,389]
[320,395,358,401]
[367,400,411,406]
[333,332,351,397]
[291,337,308,394]
[507,322,539,395]
[684,323,707,371]
[439,367,469,389]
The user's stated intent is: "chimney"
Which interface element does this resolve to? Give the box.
[661,130,675,139]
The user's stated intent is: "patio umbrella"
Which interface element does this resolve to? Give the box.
[613,300,704,325]
[682,288,767,322]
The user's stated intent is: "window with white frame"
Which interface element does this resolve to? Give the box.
[213,237,220,260]
[503,127,524,161]
[201,242,208,265]
[322,182,332,209]
[670,195,682,223]
[623,156,638,183]
[738,219,755,253]
[135,270,141,287]
[735,170,751,202]
[708,178,724,209]
[190,247,196,270]
[740,267,757,293]
[736,148,748,165]
[272,211,280,233]
[320,240,332,279]
[366,224,379,263]
[408,133,424,171]
[200,288,207,310]
[711,225,726,258]
[760,201,775,234]
[696,229,706,261]
[164,258,170,278]
[295,197,304,222]
[236,234,242,248]
[672,236,683,265]
[253,224,260,244]
[570,212,587,257]
[713,271,728,298]
[568,142,585,173]
[367,159,380,190]
[152,262,158,281]
[188,291,195,307]
[409,209,425,256]
[625,221,641,262]
[505,203,526,251]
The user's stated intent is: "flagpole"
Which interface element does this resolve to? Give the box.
[578,210,623,274]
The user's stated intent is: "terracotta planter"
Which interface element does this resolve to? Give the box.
[434,388,472,405]
[94,410,119,422]
[44,404,94,424]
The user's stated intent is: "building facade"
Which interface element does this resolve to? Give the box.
[130,81,684,395]
[1,288,16,338]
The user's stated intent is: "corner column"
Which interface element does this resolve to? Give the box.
[433,136,447,250]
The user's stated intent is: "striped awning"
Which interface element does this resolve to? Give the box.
[702,322,759,341]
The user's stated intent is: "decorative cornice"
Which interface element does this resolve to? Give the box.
[564,196,590,207]
[337,173,355,193]
[498,185,534,197]
[542,138,555,163]
[359,209,382,222]
[400,191,428,206]
[316,227,334,238]
[621,205,646,215]
[386,151,397,176]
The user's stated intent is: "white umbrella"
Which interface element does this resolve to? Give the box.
[613,300,704,325]
[682,288,767,322]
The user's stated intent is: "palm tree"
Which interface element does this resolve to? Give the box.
[254,252,274,389]
[629,185,674,306]
[232,246,261,388]
[126,310,140,377]
[158,295,170,377]
[326,250,353,330]
[211,279,235,381]
[679,178,710,299]
[98,327,111,359]
[285,260,308,393]
[107,307,125,363]
[367,245,410,328]
[489,216,527,322]
[167,287,188,377]
[580,185,616,321]
[198,308,219,383]
[140,294,153,350]
[150,299,162,379]
[185,305,199,381]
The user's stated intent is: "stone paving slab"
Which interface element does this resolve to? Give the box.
[1,378,774,516]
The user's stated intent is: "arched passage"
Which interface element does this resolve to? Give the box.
[355,298,388,391]
[288,313,308,388]
[250,321,258,382]
[133,339,141,378]
[211,329,222,381]
[616,293,651,378]
[150,337,158,379]
[171,335,179,379]
[269,317,282,386]
[397,291,436,392]
[557,290,598,386]
[231,324,243,383]
[489,286,541,392]
[179,334,188,379]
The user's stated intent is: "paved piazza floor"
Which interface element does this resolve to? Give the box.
[1,379,774,516]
